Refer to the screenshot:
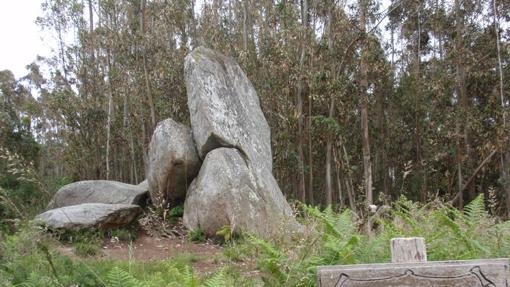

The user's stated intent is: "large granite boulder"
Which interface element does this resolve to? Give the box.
[146,119,201,209]
[184,47,272,172]
[183,148,300,240]
[35,203,142,230]
[183,47,300,240]
[47,180,148,210]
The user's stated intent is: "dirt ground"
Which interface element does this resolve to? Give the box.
[100,234,223,262]
[56,232,225,270]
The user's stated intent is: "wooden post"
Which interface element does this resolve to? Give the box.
[391,237,427,263]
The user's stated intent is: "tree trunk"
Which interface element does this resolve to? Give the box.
[359,0,373,206]
[242,0,249,52]
[308,84,314,205]
[492,0,510,217]
[415,5,426,202]
[334,147,344,209]
[140,0,156,130]
[455,0,470,206]
[296,0,308,203]
[325,0,335,206]
[340,136,356,211]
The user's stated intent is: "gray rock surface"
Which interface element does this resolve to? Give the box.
[184,47,272,172]
[183,148,300,240]
[146,119,201,209]
[47,180,148,209]
[35,203,142,230]
[137,179,149,190]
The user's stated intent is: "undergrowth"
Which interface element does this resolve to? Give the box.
[223,194,510,286]
[1,194,509,286]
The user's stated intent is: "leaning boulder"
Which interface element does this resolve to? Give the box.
[47,180,148,210]
[185,47,272,172]
[146,119,201,209]
[35,203,142,230]
[183,148,300,240]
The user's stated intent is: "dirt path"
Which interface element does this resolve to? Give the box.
[56,232,228,273]
[100,234,223,262]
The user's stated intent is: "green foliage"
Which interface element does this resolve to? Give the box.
[216,225,233,243]
[74,241,101,257]
[223,196,510,286]
[169,205,184,218]
[0,224,104,286]
[3,196,510,286]
[106,267,143,287]
[188,228,206,243]
[202,268,227,287]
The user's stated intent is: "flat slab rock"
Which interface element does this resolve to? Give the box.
[35,203,142,230]
[146,119,200,209]
[183,148,300,240]
[47,180,148,209]
[317,258,509,287]
[185,46,272,172]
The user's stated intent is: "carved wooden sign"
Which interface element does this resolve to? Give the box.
[317,259,509,286]
[317,238,509,287]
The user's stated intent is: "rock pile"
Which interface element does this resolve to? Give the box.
[35,47,299,240]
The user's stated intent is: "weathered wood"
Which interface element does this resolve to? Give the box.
[317,237,509,286]
[391,237,427,263]
[317,258,509,287]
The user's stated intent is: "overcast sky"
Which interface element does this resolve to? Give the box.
[0,0,51,79]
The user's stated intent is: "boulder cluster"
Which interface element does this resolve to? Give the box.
[35,47,300,240]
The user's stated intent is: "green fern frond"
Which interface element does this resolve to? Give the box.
[464,194,488,226]
[202,269,226,287]
[105,267,144,287]
[164,262,199,286]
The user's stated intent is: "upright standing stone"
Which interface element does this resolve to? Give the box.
[183,47,301,240]
[146,119,201,209]
[185,46,272,172]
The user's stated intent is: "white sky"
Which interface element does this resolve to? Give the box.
[0,0,51,78]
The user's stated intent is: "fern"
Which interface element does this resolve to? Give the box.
[464,194,488,227]
[163,262,199,286]
[202,269,226,287]
[106,267,144,287]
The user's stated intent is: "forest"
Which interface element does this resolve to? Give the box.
[1,0,510,286]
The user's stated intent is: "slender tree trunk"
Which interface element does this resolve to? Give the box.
[296,0,308,203]
[456,122,463,208]
[455,0,469,206]
[415,5,426,202]
[325,102,334,206]
[308,85,314,205]
[359,0,373,206]
[492,0,510,216]
[340,136,356,211]
[242,0,249,52]
[140,0,156,130]
[334,148,344,209]
[325,0,335,206]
